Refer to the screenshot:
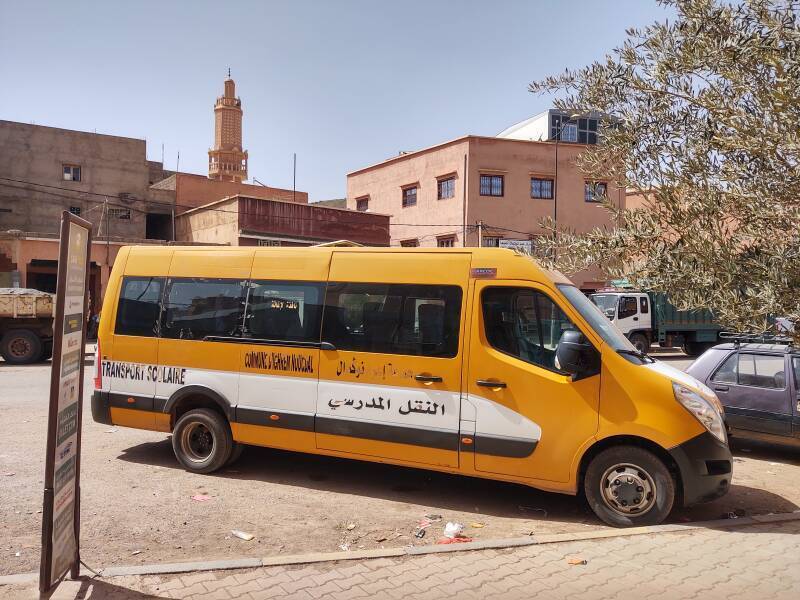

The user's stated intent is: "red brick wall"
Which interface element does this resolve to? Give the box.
[175,174,308,214]
[237,196,389,246]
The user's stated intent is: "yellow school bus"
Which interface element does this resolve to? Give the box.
[92,246,731,526]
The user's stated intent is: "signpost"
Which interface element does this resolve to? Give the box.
[39,212,92,595]
[499,238,533,253]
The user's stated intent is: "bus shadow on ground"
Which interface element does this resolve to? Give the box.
[117,438,799,531]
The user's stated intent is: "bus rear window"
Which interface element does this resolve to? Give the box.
[115,277,164,337]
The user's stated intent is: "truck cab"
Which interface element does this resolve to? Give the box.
[590,291,652,352]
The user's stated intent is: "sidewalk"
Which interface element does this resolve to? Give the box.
[7,518,800,600]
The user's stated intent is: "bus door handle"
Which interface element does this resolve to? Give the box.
[415,374,443,383]
[477,379,507,389]
[633,316,639,321]
[714,385,729,392]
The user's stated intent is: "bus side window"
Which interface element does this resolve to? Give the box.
[162,278,246,340]
[115,276,164,337]
[322,283,462,357]
[482,287,577,372]
[244,281,324,343]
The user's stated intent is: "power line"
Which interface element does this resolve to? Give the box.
[0,177,550,242]
[0,177,471,229]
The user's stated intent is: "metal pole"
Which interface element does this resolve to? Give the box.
[104,200,110,266]
[173,152,180,242]
[293,153,296,203]
[478,220,483,247]
[461,153,467,247]
[554,137,559,229]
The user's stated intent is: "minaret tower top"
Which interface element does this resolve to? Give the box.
[208,71,248,182]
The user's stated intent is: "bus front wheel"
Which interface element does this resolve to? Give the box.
[584,446,675,527]
[172,408,233,474]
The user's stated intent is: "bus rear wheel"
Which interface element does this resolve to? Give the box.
[584,446,675,527]
[172,408,233,474]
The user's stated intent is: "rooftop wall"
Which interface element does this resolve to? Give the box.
[174,173,308,214]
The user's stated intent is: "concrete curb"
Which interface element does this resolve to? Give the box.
[3,511,799,586]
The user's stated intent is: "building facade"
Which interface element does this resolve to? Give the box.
[346,121,625,290]
[0,119,179,305]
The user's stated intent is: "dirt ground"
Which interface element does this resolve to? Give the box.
[2,352,799,576]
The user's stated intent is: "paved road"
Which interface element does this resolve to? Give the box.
[20,518,799,600]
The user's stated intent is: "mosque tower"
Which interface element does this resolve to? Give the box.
[208,70,248,182]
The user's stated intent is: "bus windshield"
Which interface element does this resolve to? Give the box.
[557,285,635,352]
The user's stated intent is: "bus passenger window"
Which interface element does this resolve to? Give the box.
[162,278,246,340]
[115,276,164,337]
[482,287,577,371]
[322,283,461,357]
[244,281,324,342]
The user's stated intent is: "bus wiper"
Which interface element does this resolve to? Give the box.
[616,349,655,363]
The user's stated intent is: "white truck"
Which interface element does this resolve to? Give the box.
[589,289,722,356]
[0,288,55,364]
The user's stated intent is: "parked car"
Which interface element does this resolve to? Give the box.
[686,342,799,448]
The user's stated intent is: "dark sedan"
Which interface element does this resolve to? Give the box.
[686,343,800,448]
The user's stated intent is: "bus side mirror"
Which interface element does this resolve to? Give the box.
[556,330,598,379]
[604,308,615,320]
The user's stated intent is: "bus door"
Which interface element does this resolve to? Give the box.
[316,252,469,468]
[156,250,254,410]
[466,280,600,481]
[235,250,330,453]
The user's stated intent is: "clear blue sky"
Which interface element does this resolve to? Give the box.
[0,0,668,201]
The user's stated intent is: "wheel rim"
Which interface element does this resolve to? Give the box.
[600,463,657,516]
[180,422,215,463]
[633,339,646,352]
[8,336,32,359]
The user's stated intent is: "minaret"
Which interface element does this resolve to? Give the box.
[208,70,248,182]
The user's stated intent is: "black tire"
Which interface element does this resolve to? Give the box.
[172,408,233,474]
[0,329,43,364]
[683,341,711,357]
[629,333,649,354]
[682,341,699,357]
[584,445,675,527]
[226,442,245,467]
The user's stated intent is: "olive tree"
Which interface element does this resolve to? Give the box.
[529,0,800,340]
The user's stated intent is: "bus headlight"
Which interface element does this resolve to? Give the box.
[672,382,727,444]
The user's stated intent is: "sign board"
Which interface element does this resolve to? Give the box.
[499,239,533,253]
[39,212,92,594]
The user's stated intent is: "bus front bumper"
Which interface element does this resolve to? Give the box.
[669,431,732,506]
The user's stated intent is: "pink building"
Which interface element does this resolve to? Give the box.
[346,113,625,290]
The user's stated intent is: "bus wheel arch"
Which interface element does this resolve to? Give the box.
[164,385,232,430]
[578,435,683,526]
